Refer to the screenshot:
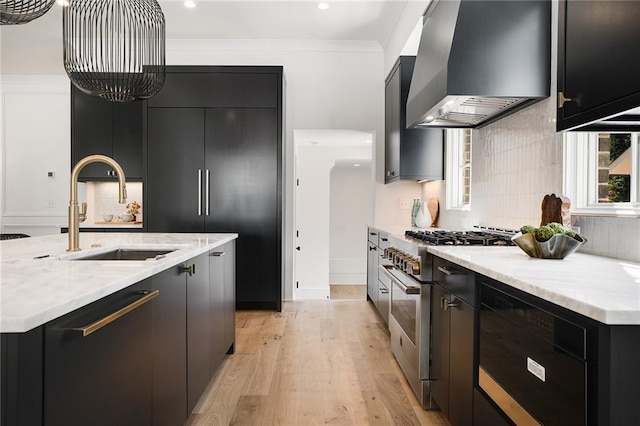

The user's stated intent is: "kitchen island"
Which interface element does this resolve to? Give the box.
[1,232,237,426]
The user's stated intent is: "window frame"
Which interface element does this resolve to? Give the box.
[445,129,471,211]
[564,132,640,216]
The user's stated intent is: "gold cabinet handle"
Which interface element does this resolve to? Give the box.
[211,251,226,257]
[67,290,159,337]
[180,264,195,276]
[558,91,574,108]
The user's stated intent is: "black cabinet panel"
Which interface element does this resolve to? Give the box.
[223,240,236,353]
[152,265,188,426]
[558,1,640,130]
[385,56,444,183]
[209,250,226,372]
[44,280,153,426]
[449,296,474,426]
[71,87,113,179]
[186,253,210,412]
[146,108,205,232]
[147,71,279,108]
[431,283,450,416]
[71,85,143,180]
[205,108,279,308]
[1,328,43,426]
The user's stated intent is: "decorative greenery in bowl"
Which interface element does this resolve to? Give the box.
[512,223,587,259]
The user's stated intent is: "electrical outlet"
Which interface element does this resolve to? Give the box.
[46,200,56,208]
[398,198,412,210]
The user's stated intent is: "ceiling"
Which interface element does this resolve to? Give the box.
[0,0,418,74]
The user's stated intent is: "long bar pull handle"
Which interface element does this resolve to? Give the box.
[197,169,202,216]
[67,290,159,337]
[211,251,226,257]
[437,266,464,276]
[205,169,210,216]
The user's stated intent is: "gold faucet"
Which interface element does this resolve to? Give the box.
[68,155,127,252]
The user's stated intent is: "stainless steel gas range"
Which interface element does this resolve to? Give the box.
[381,228,515,409]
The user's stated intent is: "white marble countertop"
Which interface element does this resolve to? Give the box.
[370,224,640,325]
[0,232,237,333]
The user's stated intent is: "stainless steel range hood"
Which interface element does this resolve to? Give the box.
[406,0,551,129]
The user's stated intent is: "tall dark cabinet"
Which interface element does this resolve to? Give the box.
[557,0,640,131]
[385,56,443,183]
[145,66,283,311]
[71,85,143,180]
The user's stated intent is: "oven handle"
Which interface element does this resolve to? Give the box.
[378,265,420,295]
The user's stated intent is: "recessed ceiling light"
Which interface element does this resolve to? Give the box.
[318,2,329,10]
[184,1,196,8]
[354,163,361,167]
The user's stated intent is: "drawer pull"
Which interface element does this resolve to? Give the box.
[67,290,159,337]
[438,266,464,276]
[180,264,195,276]
[211,251,226,257]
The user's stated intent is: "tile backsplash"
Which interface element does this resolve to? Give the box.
[423,96,640,263]
[86,182,143,222]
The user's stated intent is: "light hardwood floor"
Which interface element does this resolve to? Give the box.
[186,300,448,426]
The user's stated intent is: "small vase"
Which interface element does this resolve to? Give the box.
[414,202,431,228]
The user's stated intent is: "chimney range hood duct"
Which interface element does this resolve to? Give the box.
[406,0,551,129]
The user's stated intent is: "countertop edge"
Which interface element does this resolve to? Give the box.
[1,233,238,333]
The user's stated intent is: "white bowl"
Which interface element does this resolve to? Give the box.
[120,213,133,222]
[102,214,114,222]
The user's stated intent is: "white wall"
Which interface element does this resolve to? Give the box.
[295,143,371,299]
[330,161,371,285]
[1,76,70,236]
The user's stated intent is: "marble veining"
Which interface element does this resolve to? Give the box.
[428,245,640,325]
[371,225,640,325]
[0,232,237,332]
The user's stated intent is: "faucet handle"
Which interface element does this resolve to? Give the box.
[79,202,87,223]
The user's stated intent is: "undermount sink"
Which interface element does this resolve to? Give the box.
[71,249,175,261]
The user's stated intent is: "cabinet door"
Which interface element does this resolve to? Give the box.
[209,248,226,374]
[71,85,113,179]
[366,243,378,305]
[431,284,450,417]
[147,108,205,232]
[558,1,640,130]
[186,253,210,412]
[44,280,154,426]
[385,65,401,183]
[449,298,475,426]
[152,265,187,426]
[112,100,143,179]
[223,240,236,353]
[205,108,280,309]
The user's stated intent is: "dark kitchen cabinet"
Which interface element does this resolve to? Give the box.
[186,253,211,412]
[44,280,155,426]
[366,228,379,306]
[209,239,236,365]
[557,0,640,131]
[151,265,188,426]
[146,66,282,311]
[431,257,476,426]
[71,85,143,180]
[385,56,443,183]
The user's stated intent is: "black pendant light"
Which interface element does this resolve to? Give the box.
[63,0,165,102]
[0,0,56,25]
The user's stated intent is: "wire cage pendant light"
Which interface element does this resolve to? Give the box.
[63,0,166,102]
[1,0,56,25]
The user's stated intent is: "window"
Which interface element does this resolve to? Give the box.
[564,132,640,215]
[445,129,471,210]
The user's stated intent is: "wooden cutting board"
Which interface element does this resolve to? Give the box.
[540,194,564,226]
[427,197,439,227]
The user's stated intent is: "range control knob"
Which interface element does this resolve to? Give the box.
[408,260,421,275]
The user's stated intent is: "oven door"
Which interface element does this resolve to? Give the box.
[380,265,422,396]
